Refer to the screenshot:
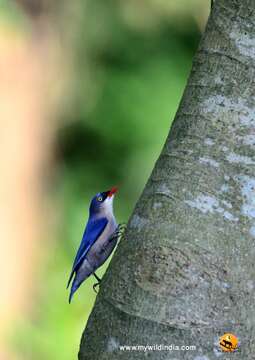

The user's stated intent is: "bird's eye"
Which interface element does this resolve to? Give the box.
[97,196,103,202]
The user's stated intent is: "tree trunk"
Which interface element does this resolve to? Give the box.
[79,0,255,358]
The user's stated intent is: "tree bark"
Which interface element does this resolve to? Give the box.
[79,0,255,358]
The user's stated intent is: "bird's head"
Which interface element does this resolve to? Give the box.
[89,187,118,216]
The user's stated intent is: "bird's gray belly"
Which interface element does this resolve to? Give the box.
[77,221,118,282]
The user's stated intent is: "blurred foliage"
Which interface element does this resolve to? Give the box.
[8,0,209,359]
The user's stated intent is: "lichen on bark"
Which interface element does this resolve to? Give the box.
[79,1,255,358]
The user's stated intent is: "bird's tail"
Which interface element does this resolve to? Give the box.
[68,259,95,303]
[66,270,75,289]
[69,282,78,304]
[68,275,83,303]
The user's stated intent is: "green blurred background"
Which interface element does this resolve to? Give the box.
[0,0,209,359]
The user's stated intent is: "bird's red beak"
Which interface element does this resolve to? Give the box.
[107,187,118,197]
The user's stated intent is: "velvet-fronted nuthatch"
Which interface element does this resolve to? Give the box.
[67,187,124,303]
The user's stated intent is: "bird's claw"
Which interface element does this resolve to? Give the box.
[93,281,101,293]
[118,223,127,231]
[109,223,126,242]
[93,272,101,293]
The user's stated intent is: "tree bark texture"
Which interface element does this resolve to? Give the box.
[79,1,255,359]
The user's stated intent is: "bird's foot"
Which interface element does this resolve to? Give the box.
[93,272,101,293]
[109,223,126,242]
[93,281,101,293]
[118,223,126,230]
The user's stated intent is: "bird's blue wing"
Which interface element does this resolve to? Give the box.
[67,217,108,288]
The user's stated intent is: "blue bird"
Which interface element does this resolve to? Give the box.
[67,187,122,303]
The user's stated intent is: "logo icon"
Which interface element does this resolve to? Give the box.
[219,333,238,352]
